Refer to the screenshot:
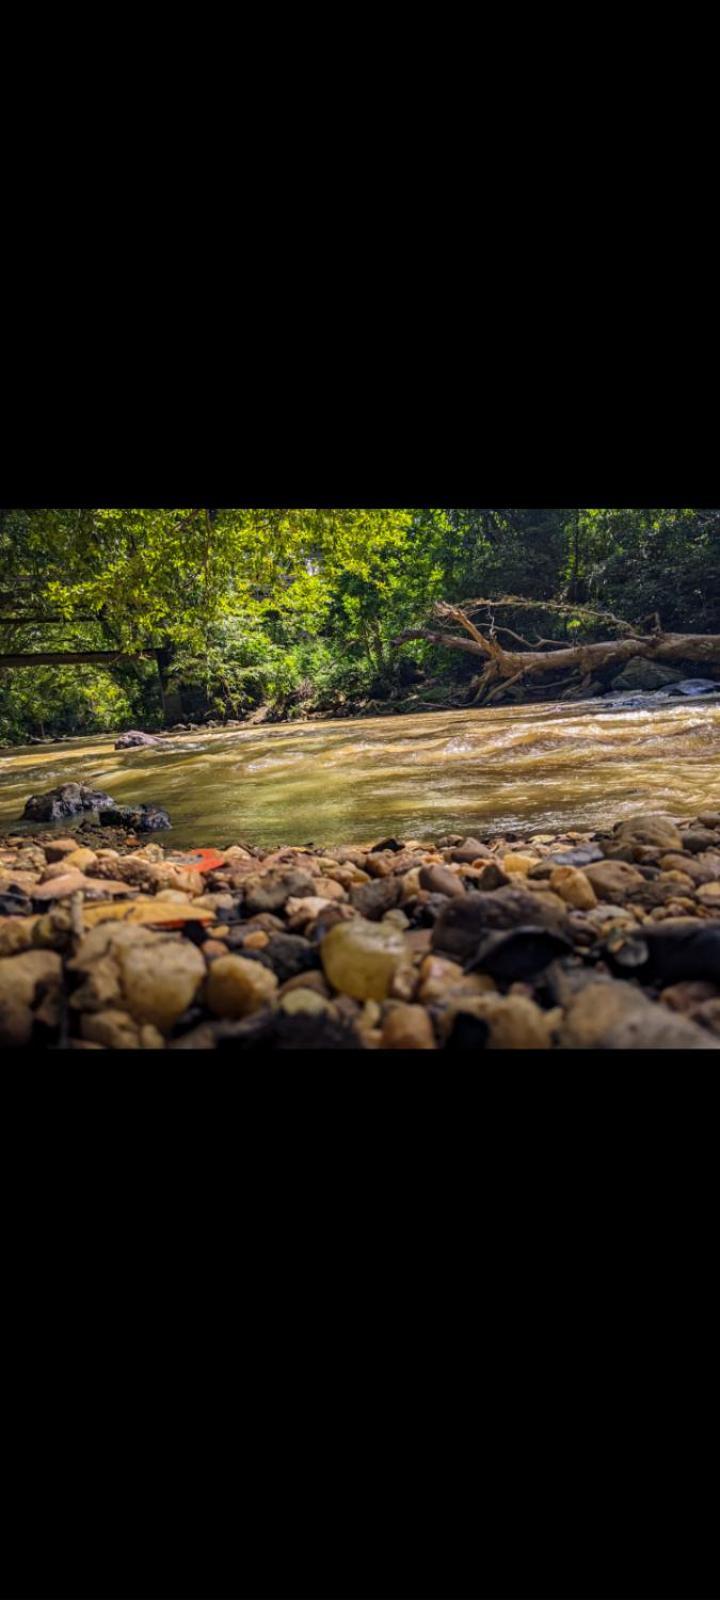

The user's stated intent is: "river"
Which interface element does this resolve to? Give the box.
[2,698,720,849]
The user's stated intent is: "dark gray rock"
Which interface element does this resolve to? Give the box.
[444,1012,490,1049]
[98,803,171,832]
[679,831,720,854]
[264,933,318,982]
[350,877,402,919]
[22,782,115,822]
[610,658,685,692]
[608,920,720,984]
[244,870,317,915]
[432,887,568,961]
[466,925,573,981]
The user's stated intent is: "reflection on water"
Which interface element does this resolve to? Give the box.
[2,699,720,850]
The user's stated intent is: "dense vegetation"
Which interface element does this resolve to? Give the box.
[1,508,718,742]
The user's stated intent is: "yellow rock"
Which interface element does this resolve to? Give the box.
[502,853,538,875]
[321,918,408,1001]
[63,847,98,873]
[549,865,598,909]
[696,882,720,904]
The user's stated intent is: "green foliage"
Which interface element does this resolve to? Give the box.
[1,506,719,741]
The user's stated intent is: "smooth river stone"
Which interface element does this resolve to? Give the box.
[206,954,279,1018]
[321,919,408,1001]
[117,940,206,1032]
[549,866,598,909]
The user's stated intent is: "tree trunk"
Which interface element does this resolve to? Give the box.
[392,602,720,706]
[155,643,184,726]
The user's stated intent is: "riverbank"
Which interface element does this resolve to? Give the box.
[3,810,720,1050]
[5,671,720,755]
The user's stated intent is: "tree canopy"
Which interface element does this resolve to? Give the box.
[1,507,718,740]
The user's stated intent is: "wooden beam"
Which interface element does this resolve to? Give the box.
[0,650,156,668]
[0,615,100,624]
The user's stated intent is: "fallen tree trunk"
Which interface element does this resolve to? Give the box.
[392,603,720,706]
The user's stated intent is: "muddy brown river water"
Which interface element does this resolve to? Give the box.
[2,699,720,850]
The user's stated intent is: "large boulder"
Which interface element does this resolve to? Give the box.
[114,731,161,749]
[610,658,685,692]
[22,783,115,822]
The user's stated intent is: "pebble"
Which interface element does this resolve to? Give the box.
[321,918,408,1001]
[285,895,336,926]
[441,993,557,1049]
[381,1003,436,1049]
[206,954,279,1017]
[63,847,99,873]
[117,939,206,1032]
[6,803,720,1051]
[695,883,720,905]
[278,970,331,999]
[549,866,598,909]
[32,870,89,900]
[418,864,465,897]
[450,838,491,863]
[278,988,331,1016]
[614,815,683,850]
[44,838,82,862]
[350,878,402,919]
[584,860,645,898]
[502,853,539,875]
[202,939,229,960]
[660,980,718,1013]
[80,1010,165,1048]
[309,876,346,902]
[0,916,39,956]
[0,949,63,1045]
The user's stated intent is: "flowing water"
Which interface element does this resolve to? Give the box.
[2,698,720,850]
